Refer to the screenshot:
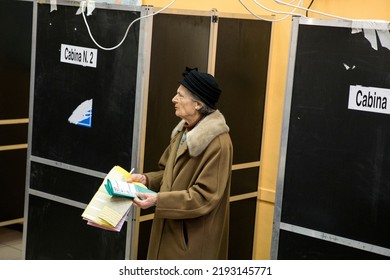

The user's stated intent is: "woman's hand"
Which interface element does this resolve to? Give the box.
[127,173,147,186]
[133,193,157,209]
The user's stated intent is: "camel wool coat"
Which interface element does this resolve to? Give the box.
[144,110,233,260]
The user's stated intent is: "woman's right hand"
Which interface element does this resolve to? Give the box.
[127,173,148,186]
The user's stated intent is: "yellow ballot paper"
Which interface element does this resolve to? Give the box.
[81,166,134,231]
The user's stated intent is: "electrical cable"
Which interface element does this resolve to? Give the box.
[238,0,304,22]
[80,0,177,51]
[253,0,305,21]
[306,0,315,17]
[274,0,353,21]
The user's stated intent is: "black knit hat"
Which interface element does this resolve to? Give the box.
[178,67,222,109]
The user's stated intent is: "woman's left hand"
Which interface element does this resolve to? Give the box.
[133,192,157,209]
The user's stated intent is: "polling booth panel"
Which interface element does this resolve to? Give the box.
[25,2,272,259]
[142,12,211,171]
[215,16,271,260]
[137,11,212,260]
[25,1,142,259]
[272,17,390,259]
[137,11,271,260]
[0,0,32,226]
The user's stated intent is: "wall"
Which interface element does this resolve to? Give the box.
[142,0,390,259]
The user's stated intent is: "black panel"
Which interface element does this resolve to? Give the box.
[0,0,32,119]
[31,4,139,172]
[278,230,390,260]
[25,4,141,260]
[277,22,390,258]
[141,16,270,260]
[144,13,210,171]
[0,123,28,146]
[26,195,127,259]
[230,167,259,196]
[215,18,271,164]
[137,220,152,260]
[228,198,257,259]
[140,205,156,216]
[283,24,390,246]
[0,149,27,221]
[30,162,104,204]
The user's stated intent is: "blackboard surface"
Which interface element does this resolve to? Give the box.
[228,198,257,260]
[1,149,27,221]
[30,161,103,203]
[230,167,259,196]
[216,18,271,165]
[32,4,140,173]
[215,18,270,260]
[26,195,127,260]
[0,0,32,119]
[144,13,210,172]
[273,17,390,259]
[26,3,142,259]
[278,230,389,260]
[0,0,32,223]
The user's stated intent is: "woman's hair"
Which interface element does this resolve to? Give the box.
[189,92,216,116]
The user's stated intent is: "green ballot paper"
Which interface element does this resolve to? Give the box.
[105,179,156,199]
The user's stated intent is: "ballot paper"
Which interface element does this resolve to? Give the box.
[105,178,156,199]
[86,208,129,232]
[81,165,134,231]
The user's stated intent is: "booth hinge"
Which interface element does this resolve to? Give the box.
[211,8,219,23]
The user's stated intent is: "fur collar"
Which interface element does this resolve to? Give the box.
[171,110,229,157]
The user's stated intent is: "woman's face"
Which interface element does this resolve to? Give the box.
[172,85,200,124]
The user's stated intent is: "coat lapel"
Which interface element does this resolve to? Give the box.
[175,141,188,161]
[170,110,230,157]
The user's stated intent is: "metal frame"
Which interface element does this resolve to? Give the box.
[22,0,38,260]
[128,5,154,260]
[207,8,218,75]
[23,0,147,260]
[270,16,300,260]
[271,16,390,259]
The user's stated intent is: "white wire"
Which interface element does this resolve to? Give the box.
[80,0,177,51]
[253,0,305,21]
[238,0,302,22]
[238,0,280,22]
[274,0,354,21]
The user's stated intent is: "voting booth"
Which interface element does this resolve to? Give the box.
[272,17,390,259]
[0,0,32,227]
[25,1,142,259]
[24,0,271,259]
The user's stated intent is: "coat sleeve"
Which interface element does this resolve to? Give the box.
[154,134,233,219]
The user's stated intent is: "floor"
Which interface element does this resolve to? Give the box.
[0,225,23,260]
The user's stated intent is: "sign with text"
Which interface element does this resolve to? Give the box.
[60,44,97,68]
[348,85,390,115]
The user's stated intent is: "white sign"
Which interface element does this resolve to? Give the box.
[348,85,390,115]
[60,44,97,68]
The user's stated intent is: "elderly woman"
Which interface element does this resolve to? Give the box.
[129,67,233,260]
